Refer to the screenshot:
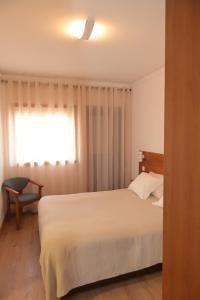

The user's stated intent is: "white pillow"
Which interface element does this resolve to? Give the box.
[153,196,163,208]
[128,172,161,200]
[149,172,164,198]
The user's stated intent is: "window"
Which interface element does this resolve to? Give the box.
[14,112,76,165]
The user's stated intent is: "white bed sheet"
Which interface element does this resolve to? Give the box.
[38,189,163,300]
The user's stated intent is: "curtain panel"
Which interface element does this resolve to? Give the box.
[0,78,132,195]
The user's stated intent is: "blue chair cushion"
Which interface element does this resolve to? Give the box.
[18,193,39,203]
[3,177,29,192]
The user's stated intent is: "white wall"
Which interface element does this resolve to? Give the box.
[0,80,5,227]
[132,68,165,177]
[0,144,5,227]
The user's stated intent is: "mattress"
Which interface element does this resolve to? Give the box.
[38,189,163,300]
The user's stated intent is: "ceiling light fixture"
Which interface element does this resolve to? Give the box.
[68,19,104,40]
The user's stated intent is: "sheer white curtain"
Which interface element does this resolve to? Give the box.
[0,77,132,195]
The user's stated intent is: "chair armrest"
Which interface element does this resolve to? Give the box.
[29,179,44,188]
[4,186,19,195]
[29,179,44,198]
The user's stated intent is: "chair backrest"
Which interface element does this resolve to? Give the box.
[3,177,30,192]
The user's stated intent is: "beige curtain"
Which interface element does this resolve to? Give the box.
[0,77,132,195]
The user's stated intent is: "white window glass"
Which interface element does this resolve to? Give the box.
[14,112,76,165]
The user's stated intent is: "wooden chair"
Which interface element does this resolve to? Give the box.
[2,177,44,230]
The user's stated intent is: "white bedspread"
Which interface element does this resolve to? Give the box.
[38,189,163,300]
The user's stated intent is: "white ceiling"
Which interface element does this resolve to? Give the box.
[0,0,165,83]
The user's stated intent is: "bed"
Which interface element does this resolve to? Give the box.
[38,151,164,300]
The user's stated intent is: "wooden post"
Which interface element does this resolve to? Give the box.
[164,1,200,299]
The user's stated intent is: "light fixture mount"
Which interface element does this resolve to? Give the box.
[81,19,95,40]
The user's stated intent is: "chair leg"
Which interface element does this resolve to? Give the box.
[6,191,11,219]
[15,201,21,230]
[7,199,11,219]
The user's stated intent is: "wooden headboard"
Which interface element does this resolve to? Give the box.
[139,151,164,175]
